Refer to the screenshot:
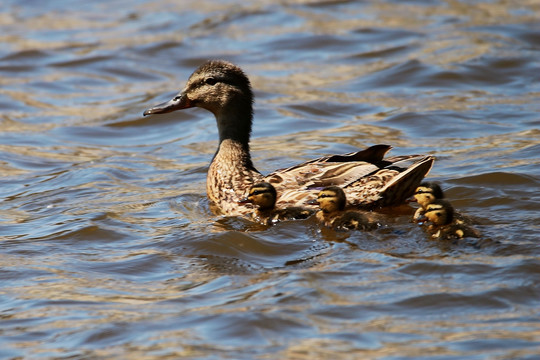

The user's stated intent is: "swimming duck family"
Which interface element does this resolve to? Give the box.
[144,60,434,216]
[312,186,378,231]
[421,199,480,240]
[239,182,314,225]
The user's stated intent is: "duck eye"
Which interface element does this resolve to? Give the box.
[205,77,217,85]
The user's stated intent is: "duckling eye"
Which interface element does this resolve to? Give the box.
[436,212,442,217]
[205,77,217,85]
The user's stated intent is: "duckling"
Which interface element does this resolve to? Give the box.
[144,60,434,216]
[412,182,444,222]
[238,182,314,225]
[422,199,480,240]
[312,186,378,231]
[412,182,472,224]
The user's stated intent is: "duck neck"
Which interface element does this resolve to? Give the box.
[256,208,273,217]
[212,107,253,170]
[212,138,255,172]
[216,99,253,147]
[207,137,260,212]
[212,102,256,169]
[317,209,337,223]
[323,209,339,217]
[206,99,263,214]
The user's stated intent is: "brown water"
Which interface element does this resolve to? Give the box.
[1,0,540,358]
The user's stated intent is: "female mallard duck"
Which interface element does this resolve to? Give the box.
[312,186,378,231]
[238,182,314,225]
[412,182,471,224]
[421,199,480,240]
[144,60,434,216]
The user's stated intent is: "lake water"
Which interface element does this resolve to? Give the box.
[1,0,539,359]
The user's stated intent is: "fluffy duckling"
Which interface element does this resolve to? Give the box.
[313,186,378,231]
[412,182,472,225]
[239,182,314,225]
[422,199,480,240]
[412,182,444,222]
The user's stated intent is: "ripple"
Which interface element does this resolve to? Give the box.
[1,0,539,358]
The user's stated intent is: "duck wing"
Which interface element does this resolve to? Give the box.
[264,144,391,187]
[262,144,434,209]
[345,154,434,208]
[299,144,392,164]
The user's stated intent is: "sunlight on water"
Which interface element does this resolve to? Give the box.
[0,0,539,358]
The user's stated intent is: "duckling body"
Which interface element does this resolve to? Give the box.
[422,200,480,241]
[314,186,378,231]
[239,182,314,225]
[144,60,434,216]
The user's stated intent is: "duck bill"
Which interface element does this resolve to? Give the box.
[143,93,192,116]
[237,197,252,205]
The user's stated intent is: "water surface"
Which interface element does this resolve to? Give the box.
[1,0,539,359]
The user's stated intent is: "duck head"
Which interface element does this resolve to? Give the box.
[413,182,444,208]
[144,60,254,144]
[238,182,277,211]
[423,199,454,226]
[313,186,347,214]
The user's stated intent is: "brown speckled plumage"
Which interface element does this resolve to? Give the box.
[144,60,435,216]
[207,139,263,215]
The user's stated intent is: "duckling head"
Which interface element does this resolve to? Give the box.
[238,182,277,211]
[144,60,253,144]
[315,186,347,214]
[413,182,444,208]
[424,199,454,226]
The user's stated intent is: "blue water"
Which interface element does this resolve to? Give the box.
[1,0,539,358]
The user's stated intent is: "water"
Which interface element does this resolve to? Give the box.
[1,0,539,358]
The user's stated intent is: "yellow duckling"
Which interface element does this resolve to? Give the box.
[422,200,480,240]
[238,182,314,225]
[412,182,472,224]
[143,60,434,216]
[312,186,378,231]
[412,182,444,222]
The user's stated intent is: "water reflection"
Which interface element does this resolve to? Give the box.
[0,0,539,358]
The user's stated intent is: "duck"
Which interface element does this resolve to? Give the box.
[143,60,435,216]
[312,186,378,231]
[411,182,471,224]
[238,182,314,225]
[421,199,480,240]
[411,182,444,222]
